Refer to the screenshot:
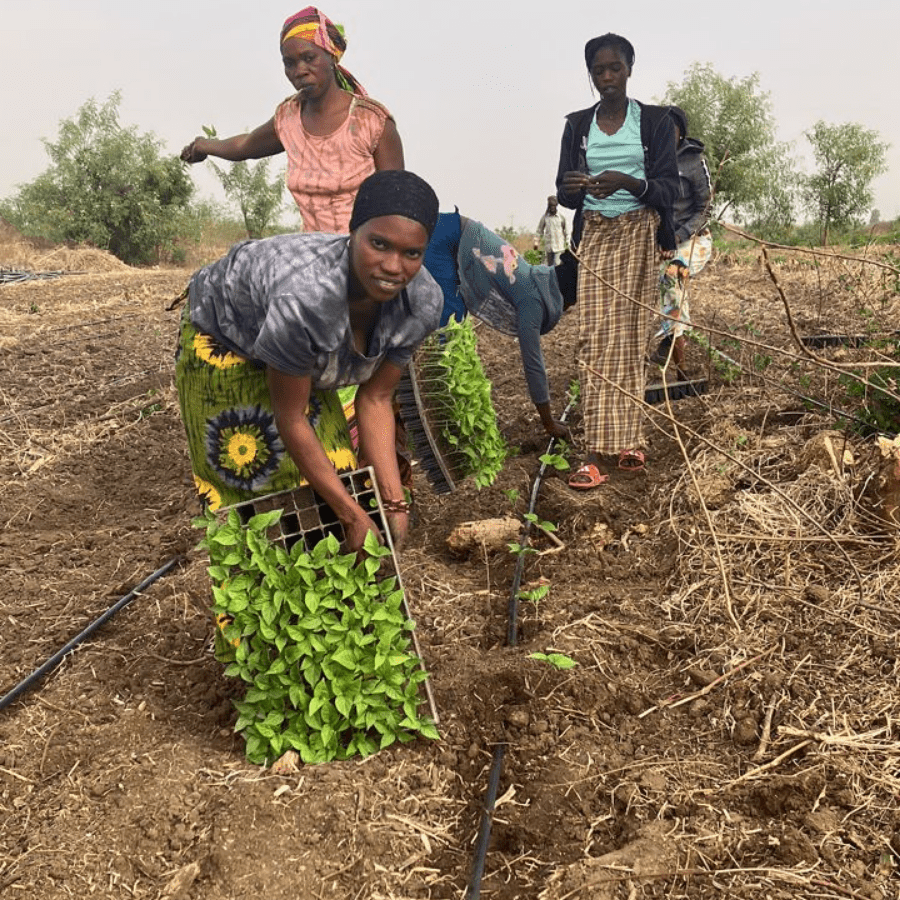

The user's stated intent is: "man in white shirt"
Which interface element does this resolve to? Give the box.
[534,196,569,266]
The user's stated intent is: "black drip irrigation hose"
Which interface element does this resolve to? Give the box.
[0,556,182,712]
[465,397,576,900]
[464,743,506,900]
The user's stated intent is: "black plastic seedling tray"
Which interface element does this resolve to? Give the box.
[215,468,440,725]
[644,377,708,405]
[218,467,391,555]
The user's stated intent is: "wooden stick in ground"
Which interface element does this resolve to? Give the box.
[659,340,737,628]
[753,694,779,761]
[639,648,775,717]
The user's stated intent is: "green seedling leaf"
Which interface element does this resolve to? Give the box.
[518,584,550,603]
[530,651,578,670]
[539,452,570,471]
[207,504,436,765]
[508,542,537,556]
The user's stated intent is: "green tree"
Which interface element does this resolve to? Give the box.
[802,121,889,245]
[662,63,796,230]
[203,127,286,238]
[0,92,193,265]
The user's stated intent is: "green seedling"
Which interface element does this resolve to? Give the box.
[427,318,507,488]
[530,651,577,670]
[539,451,570,472]
[518,583,550,605]
[195,509,438,766]
[752,352,772,372]
[690,332,742,384]
[507,541,537,557]
[524,512,558,536]
[139,403,162,419]
[840,356,900,434]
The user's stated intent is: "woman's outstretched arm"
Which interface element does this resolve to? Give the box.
[181,117,284,164]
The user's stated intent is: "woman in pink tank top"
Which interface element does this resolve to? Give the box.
[180,7,404,233]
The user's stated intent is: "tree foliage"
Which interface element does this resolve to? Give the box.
[662,63,796,230]
[203,127,286,238]
[802,121,889,245]
[0,92,193,265]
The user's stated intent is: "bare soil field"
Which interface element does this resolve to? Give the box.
[1,231,899,899]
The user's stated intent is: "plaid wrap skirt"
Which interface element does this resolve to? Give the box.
[577,207,659,454]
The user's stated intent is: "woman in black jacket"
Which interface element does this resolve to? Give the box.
[556,33,679,488]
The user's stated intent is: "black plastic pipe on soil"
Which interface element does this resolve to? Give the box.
[466,398,575,898]
[0,556,182,712]
[464,742,507,900]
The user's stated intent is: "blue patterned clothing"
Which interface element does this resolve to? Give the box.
[457,219,564,406]
[424,209,466,326]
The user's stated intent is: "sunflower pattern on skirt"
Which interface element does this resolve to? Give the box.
[205,406,282,492]
[175,306,356,510]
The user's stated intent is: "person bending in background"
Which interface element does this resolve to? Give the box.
[534,196,570,266]
[180,6,403,234]
[556,32,679,489]
[424,210,577,440]
[175,170,441,552]
[652,105,713,374]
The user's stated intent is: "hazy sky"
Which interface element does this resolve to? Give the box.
[2,0,898,234]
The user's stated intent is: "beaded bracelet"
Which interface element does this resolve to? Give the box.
[382,498,411,514]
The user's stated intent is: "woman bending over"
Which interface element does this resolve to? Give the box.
[176,170,441,551]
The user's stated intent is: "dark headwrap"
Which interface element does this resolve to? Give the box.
[349,171,440,238]
[584,33,635,70]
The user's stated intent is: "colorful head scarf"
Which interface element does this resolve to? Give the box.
[279,7,366,95]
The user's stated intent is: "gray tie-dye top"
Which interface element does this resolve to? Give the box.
[188,232,442,389]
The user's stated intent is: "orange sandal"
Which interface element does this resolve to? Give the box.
[618,449,646,472]
[568,463,609,490]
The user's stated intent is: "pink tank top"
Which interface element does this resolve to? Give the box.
[274,93,391,234]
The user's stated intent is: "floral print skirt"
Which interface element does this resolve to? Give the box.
[175,307,356,511]
[656,227,713,339]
